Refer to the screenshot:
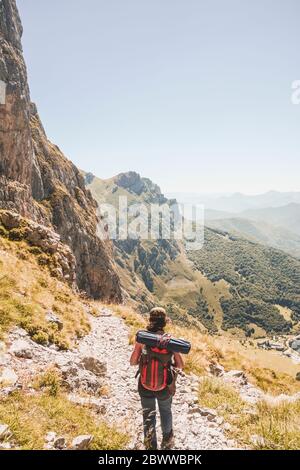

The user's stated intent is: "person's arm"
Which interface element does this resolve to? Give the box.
[130,342,143,366]
[174,352,184,369]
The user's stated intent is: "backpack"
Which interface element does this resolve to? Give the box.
[139,345,173,392]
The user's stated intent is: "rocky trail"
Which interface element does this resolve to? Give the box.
[75,312,237,450]
[1,308,238,450]
[3,306,300,450]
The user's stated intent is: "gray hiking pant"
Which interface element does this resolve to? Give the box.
[140,395,173,449]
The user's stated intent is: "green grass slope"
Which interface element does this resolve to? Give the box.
[188,227,300,335]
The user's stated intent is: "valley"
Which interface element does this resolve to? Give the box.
[0,0,300,453]
[85,172,300,338]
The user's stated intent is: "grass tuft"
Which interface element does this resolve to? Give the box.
[0,390,129,450]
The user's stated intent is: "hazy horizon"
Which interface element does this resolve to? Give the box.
[18,0,300,194]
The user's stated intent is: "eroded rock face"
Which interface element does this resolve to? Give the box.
[0,0,44,210]
[0,209,77,285]
[0,0,122,301]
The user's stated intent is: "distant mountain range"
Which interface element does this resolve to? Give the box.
[169,191,300,258]
[168,191,300,213]
[207,217,300,259]
[241,204,300,236]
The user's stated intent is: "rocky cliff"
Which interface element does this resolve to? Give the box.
[0,0,122,301]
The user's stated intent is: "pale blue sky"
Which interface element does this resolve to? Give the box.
[18,0,300,194]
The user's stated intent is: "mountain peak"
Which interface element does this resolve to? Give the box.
[113,171,167,203]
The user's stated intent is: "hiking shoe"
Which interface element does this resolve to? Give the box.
[161,430,174,450]
[144,432,157,450]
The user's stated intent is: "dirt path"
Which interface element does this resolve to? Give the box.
[74,311,238,450]
[3,309,237,450]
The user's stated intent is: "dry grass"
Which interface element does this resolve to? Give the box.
[0,389,129,450]
[249,400,300,450]
[198,376,300,449]
[216,344,300,395]
[0,237,90,349]
[33,368,62,397]
[198,376,246,420]
[114,305,300,395]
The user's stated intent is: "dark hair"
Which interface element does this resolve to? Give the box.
[147,307,167,333]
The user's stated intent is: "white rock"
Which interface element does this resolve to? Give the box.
[80,356,107,377]
[0,442,12,449]
[9,339,33,359]
[71,434,93,450]
[43,443,53,450]
[0,368,18,386]
[226,370,244,378]
[223,423,232,432]
[45,431,57,443]
[250,434,265,447]
[225,370,248,385]
[209,363,225,377]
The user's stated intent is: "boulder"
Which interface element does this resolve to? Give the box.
[225,370,248,385]
[53,436,66,450]
[60,362,103,393]
[209,363,225,377]
[290,338,300,352]
[80,356,107,377]
[9,339,33,359]
[0,211,21,230]
[0,368,18,386]
[296,372,300,381]
[71,435,93,450]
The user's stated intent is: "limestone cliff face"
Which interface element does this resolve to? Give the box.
[0,0,44,217]
[0,0,122,301]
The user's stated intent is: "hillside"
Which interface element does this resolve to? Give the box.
[188,227,300,335]
[207,217,300,259]
[85,172,300,337]
[1,227,300,450]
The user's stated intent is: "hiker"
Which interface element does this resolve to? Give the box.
[130,307,184,450]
